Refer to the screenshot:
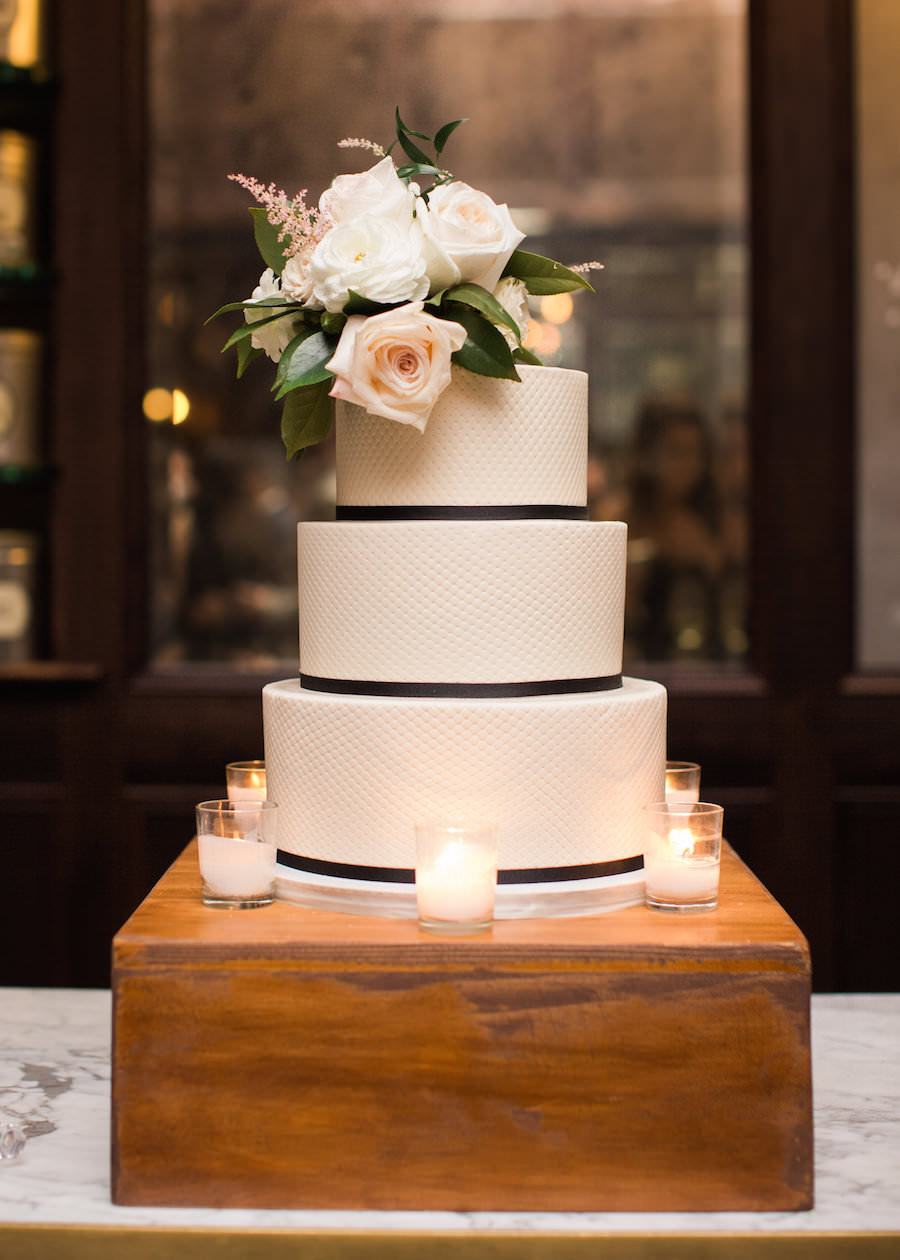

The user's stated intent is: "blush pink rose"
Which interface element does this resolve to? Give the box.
[326,301,467,431]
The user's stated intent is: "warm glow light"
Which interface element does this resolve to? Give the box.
[172,388,191,425]
[525,322,561,356]
[143,387,172,423]
[523,320,542,350]
[540,292,574,325]
[669,827,696,858]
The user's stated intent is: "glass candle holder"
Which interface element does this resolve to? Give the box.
[642,801,723,912]
[665,760,702,804]
[225,759,267,802]
[415,822,498,934]
[196,799,278,909]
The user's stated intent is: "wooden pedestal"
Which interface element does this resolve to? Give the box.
[111,843,812,1212]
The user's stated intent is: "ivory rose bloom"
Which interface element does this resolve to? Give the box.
[243,268,298,362]
[310,215,429,313]
[492,276,531,348]
[280,252,319,307]
[319,156,416,228]
[326,301,467,430]
[418,181,525,293]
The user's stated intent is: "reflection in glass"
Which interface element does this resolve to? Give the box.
[146,0,747,669]
[856,0,900,670]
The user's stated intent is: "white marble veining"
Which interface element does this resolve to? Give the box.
[0,989,898,1235]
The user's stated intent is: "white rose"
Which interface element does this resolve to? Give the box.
[418,181,525,293]
[310,215,429,313]
[243,268,299,362]
[280,252,320,307]
[326,301,467,431]
[492,276,531,348]
[319,156,416,228]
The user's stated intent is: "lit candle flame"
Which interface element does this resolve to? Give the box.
[669,826,696,859]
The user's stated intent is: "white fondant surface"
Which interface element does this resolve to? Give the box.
[335,365,587,507]
[263,676,667,874]
[1,988,898,1232]
[298,519,626,684]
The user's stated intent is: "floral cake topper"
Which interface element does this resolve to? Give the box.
[210,111,597,458]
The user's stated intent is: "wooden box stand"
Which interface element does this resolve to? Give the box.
[111,844,812,1212]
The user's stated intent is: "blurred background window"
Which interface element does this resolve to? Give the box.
[146,0,747,671]
[856,0,900,672]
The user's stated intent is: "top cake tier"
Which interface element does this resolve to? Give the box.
[335,365,587,512]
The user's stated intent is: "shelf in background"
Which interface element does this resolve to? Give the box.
[0,660,103,687]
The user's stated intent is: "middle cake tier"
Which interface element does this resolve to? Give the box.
[298,519,627,692]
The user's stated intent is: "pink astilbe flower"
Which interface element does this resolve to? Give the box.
[337,137,387,157]
[228,173,333,259]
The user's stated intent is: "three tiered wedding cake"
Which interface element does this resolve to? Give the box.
[214,114,667,916]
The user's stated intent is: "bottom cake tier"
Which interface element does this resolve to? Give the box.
[263,676,667,918]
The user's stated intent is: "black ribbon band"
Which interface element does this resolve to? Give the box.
[299,673,623,699]
[336,504,589,521]
[277,850,643,885]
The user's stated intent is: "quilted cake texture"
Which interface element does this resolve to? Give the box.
[335,365,587,507]
[298,519,626,684]
[263,677,667,872]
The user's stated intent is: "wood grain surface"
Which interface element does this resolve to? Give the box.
[111,844,812,1212]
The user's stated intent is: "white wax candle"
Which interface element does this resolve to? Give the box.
[645,855,719,902]
[227,773,267,803]
[416,838,496,924]
[665,786,700,805]
[198,834,275,899]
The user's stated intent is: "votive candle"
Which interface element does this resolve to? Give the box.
[226,759,267,803]
[196,799,278,908]
[665,760,701,804]
[643,801,723,912]
[415,823,497,932]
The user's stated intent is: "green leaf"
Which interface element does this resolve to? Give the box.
[250,206,290,274]
[236,339,263,378]
[273,330,337,399]
[443,282,521,342]
[280,381,334,461]
[206,296,293,325]
[501,249,595,295]
[442,305,520,381]
[271,325,318,389]
[396,163,444,181]
[394,110,433,166]
[434,118,466,154]
[513,345,543,366]
[395,108,432,143]
[344,291,394,317]
[396,130,432,167]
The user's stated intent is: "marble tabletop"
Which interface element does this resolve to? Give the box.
[0,988,898,1244]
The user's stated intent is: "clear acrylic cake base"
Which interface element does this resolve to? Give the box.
[275,859,644,919]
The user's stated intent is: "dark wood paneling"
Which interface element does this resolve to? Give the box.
[748,0,856,986]
[0,790,66,986]
[836,794,900,991]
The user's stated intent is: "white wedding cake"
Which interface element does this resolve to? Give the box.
[215,114,668,915]
[263,365,667,917]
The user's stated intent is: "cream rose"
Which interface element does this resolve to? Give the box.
[310,215,429,313]
[280,251,320,308]
[326,301,467,430]
[319,155,416,229]
[418,181,525,293]
[243,268,298,362]
[492,276,531,348]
